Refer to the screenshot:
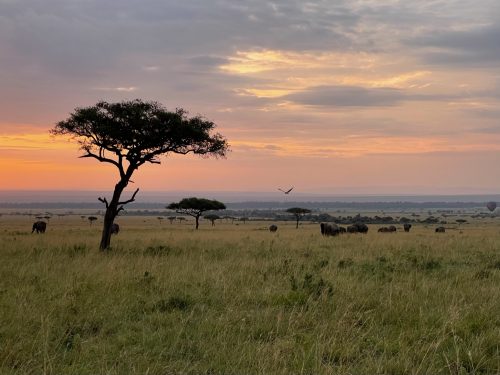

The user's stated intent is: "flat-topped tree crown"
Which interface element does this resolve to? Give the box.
[286,207,312,229]
[51,100,228,174]
[52,100,228,249]
[167,198,226,229]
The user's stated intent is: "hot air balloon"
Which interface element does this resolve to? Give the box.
[486,201,497,212]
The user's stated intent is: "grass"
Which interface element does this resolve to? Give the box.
[1,215,500,374]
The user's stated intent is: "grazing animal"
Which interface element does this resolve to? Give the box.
[435,226,446,233]
[111,223,120,234]
[404,223,412,232]
[320,223,340,236]
[379,225,397,233]
[347,222,369,234]
[269,224,278,232]
[32,221,47,234]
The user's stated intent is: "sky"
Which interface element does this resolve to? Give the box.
[1,0,500,195]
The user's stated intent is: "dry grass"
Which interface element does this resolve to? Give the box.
[1,215,500,374]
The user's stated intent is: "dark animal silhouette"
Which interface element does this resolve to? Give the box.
[269,224,278,232]
[111,223,120,234]
[278,187,294,194]
[338,226,346,233]
[378,225,396,233]
[347,223,369,234]
[320,223,340,236]
[435,226,445,233]
[404,223,412,232]
[32,221,47,234]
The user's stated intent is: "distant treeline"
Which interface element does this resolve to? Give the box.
[0,200,490,211]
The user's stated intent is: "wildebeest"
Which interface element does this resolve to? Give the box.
[379,225,397,233]
[32,221,47,234]
[269,224,278,232]
[111,223,120,234]
[347,223,369,234]
[404,223,412,232]
[435,226,445,233]
[320,223,340,236]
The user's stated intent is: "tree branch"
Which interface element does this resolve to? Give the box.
[175,209,199,218]
[80,150,121,170]
[98,196,109,209]
[117,188,140,206]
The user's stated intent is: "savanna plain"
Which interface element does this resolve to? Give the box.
[1,215,500,374]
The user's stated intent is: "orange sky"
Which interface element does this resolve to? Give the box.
[1,1,500,194]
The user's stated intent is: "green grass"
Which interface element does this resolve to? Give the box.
[1,216,500,374]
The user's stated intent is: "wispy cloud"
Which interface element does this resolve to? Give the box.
[93,86,138,92]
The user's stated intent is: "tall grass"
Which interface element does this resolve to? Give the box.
[1,216,500,374]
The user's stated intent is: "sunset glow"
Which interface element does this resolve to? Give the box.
[1,1,500,194]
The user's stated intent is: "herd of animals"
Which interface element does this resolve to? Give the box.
[31,219,447,235]
[31,220,120,234]
[268,222,449,235]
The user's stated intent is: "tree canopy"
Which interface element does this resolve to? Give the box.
[52,99,228,249]
[204,214,221,226]
[51,100,228,176]
[286,207,312,228]
[167,198,226,229]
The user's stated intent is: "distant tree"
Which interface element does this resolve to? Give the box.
[88,216,98,226]
[167,198,226,229]
[43,215,51,222]
[223,215,236,224]
[286,207,312,229]
[80,215,86,221]
[204,214,220,227]
[52,99,228,250]
[157,216,164,224]
[239,217,249,224]
[168,216,176,224]
[177,217,186,224]
[456,219,467,225]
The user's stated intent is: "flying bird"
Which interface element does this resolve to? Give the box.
[278,187,294,194]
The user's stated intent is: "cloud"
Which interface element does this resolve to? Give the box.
[0,0,499,167]
[284,85,457,107]
[285,85,404,107]
[94,86,138,92]
[408,24,500,67]
[189,56,228,68]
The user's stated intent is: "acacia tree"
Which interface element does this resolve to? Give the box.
[204,214,220,227]
[167,198,226,229]
[52,100,228,250]
[286,207,312,229]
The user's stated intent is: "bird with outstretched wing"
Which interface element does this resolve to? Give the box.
[278,187,294,194]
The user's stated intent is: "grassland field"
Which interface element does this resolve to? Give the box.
[1,214,500,374]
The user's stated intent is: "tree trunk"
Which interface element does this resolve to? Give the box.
[195,215,200,229]
[99,181,126,250]
[296,217,299,229]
